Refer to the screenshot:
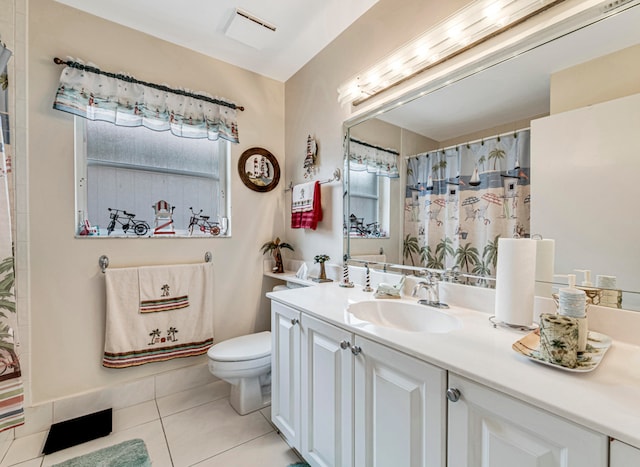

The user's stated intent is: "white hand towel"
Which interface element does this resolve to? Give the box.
[103,263,213,368]
[291,181,316,213]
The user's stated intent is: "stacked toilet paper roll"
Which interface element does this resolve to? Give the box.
[495,238,537,327]
[534,238,555,297]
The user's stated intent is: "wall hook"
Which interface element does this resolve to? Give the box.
[99,255,109,273]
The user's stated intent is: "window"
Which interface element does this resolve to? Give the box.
[347,169,389,237]
[75,118,230,237]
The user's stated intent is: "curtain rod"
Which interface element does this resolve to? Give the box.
[404,127,529,159]
[53,57,244,112]
[350,137,399,156]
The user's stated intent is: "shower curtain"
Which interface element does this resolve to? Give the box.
[0,43,24,432]
[404,130,530,284]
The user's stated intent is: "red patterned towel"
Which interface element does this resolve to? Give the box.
[291,181,322,229]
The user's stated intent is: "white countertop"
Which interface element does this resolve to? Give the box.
[267,282,640,448]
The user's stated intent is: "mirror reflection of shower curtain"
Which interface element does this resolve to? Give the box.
[0,43,24,432]
[0,44,10,144]
[403,130,531,282]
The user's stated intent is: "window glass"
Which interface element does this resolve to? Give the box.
[75,118,230,237]
[347,169,389,238]
[349,169,378,224]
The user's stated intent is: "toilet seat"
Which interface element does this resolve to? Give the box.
[207,331,271,362]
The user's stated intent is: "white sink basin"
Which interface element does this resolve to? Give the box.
[346,300,462,333]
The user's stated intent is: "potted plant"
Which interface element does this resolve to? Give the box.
[314,254,330,281]
[260,237,294,273]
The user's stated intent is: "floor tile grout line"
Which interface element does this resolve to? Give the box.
[156,392,230,421]
[155,398,175,467]
[185,428,278,467]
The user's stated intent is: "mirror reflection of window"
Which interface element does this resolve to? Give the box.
[75,118,230,237]
[348,169,389,238]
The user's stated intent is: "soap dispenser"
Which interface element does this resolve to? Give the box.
[574,268,602,305]
[553,273,588,352]
[574,269,593,287]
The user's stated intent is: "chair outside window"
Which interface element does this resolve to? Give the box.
[153,200,175,235]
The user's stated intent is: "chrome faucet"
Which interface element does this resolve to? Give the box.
[411,273,449,309]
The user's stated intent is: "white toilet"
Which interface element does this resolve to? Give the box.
[207,331,272,415]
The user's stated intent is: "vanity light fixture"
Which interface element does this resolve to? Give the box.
[337,0,567,107]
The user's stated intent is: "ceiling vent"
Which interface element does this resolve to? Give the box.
[224,8,277,50]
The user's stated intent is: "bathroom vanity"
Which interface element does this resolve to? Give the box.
[268,282,640,467]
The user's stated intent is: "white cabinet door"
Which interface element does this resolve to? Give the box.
[300,314,353,467]
[611,439,640,467]
[271,301,301,449]
[447,374,608,467]
[354,335,446,467]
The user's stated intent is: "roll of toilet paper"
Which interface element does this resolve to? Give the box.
[495,238,537,326]
[535,239,555,282]
[534,238,555,298]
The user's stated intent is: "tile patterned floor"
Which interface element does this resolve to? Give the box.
[0,382,301,467]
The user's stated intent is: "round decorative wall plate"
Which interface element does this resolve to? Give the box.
[238,147,281,192]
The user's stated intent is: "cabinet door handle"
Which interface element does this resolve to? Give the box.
[351,345,362,356]
[446,387,461,402]
[291,318,299,325]
[340,340,351,350]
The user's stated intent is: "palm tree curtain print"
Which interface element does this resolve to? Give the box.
[52,58,240,143]
[404,129,531,284]
[0,65,25,431]
[0,43,11,145]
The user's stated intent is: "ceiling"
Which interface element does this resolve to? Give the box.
[54,0,640,140]
[375,4,640,141]
[54,0,379,82]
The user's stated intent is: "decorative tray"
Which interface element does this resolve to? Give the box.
[512,330,612,372]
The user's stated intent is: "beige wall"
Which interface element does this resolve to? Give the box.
[29,0,285,403]
[551,44,640,114]
[283,0,472,274]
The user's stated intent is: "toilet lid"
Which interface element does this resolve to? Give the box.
[207,331,271,362]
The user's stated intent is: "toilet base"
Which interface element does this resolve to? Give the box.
[229,372,271,415]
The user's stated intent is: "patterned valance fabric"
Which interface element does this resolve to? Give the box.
[349,138,399,178]
[52,59,240,143]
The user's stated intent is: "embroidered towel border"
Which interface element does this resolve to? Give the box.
[103,338,213,368]
[140,295,189,313]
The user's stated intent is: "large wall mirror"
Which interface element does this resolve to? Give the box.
[344,3,640,310]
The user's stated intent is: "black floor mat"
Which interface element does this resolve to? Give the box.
[42,408,112,454]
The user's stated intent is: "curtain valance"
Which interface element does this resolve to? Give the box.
[52,58,241,144]
[348,137,399,178]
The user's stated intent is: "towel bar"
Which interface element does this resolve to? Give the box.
[284,168,341,192]
[99,251,213,273]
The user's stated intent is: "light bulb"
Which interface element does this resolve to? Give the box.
[484,2,501,20]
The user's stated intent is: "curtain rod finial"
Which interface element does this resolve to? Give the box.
[53,57,65,65]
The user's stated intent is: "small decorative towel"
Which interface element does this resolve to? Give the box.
[139,265,190,313]
[291,181,322,229]
[103,263,213,368]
